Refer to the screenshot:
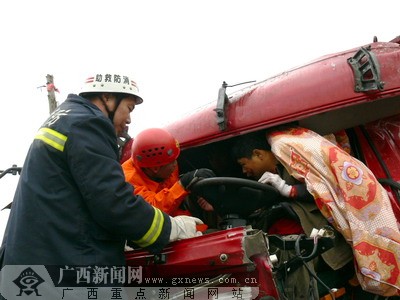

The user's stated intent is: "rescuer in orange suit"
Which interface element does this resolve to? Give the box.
[122,128,215,219]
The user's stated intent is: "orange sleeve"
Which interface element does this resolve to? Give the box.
[121,159,189,215]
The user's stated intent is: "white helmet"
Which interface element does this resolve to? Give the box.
[79,73,143,104]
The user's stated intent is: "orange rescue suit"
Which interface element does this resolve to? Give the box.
[122,158,190,216]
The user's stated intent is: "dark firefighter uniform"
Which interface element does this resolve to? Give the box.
[0,94,171,267]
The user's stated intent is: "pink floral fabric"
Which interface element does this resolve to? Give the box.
[268,127,400,296]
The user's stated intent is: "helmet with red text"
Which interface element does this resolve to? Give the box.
[79,72,143,104]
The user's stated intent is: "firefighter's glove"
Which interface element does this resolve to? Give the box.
[169,216,203,242]
[179,168,215,190]
[258,171,292,197]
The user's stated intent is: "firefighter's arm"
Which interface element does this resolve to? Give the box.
[67,117,172,252]
[133,182,189,215]
[122,165,189,215]
[135,168,217,209]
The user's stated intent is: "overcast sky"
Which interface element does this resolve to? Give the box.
[0,0,399,241]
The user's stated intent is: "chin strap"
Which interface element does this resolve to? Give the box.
[101,93,124,122]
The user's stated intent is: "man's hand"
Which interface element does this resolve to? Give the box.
[179,168,215,190]
[258,171,292,197]
[169,215,203,242]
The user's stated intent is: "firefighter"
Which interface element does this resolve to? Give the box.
[0,73,203,268]
[122,128,215,217]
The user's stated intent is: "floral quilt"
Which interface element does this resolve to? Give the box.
[268,127,400,296]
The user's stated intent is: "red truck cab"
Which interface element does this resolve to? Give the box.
[125,37,400,299]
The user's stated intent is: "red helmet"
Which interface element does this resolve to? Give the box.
[131,128,180,167]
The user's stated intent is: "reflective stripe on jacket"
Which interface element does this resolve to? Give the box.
[1,94,171,266]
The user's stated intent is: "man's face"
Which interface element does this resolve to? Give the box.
[237,156,265,180]
[155,160,177,180]
[237,149,277,180]
[145,160,177,181]
[113,96,137,137]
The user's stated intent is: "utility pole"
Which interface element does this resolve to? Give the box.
[46,74,58,114]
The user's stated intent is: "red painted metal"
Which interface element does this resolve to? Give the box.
[125,227,279,299]
[125,227,251,272]
[353,114,400,219]
[165,42,400,149]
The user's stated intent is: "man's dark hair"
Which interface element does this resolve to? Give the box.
[231,131,271,160]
